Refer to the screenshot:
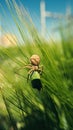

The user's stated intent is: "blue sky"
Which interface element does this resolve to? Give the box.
[0,0,73,39]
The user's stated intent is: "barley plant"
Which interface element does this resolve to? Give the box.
[0,0,73,130]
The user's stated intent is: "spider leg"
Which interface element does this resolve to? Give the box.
[27,69,34,82]
[38,65,43,75]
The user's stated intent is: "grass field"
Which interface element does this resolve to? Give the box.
[0,1,73,130]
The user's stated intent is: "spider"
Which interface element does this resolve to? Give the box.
[25,54,43,91]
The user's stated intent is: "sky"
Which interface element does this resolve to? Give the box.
[0,0,73,41]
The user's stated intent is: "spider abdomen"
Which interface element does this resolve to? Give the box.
[31,71,42,91]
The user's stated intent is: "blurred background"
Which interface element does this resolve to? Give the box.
[0,0,73,130]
